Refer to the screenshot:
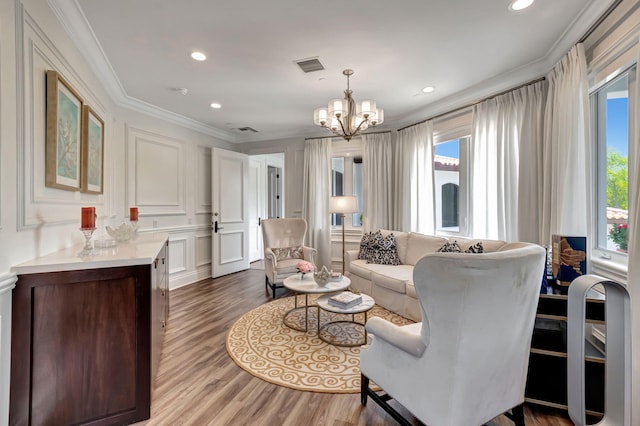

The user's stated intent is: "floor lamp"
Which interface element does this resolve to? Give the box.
[329,196,359,274]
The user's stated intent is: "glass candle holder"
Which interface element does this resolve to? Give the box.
[78,227,97,257]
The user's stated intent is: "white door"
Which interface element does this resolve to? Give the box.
[248,158,266,262]
[211,148,250,277]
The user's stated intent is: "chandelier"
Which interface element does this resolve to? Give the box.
[313,69,384,141]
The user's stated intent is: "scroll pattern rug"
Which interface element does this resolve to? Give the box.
[226,294,413,393]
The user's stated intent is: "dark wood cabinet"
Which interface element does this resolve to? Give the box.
[525,293,605,418]
[10,235,168,426]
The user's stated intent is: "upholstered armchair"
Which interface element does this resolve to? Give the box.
[262,218,317,298]
[360,242,546,426]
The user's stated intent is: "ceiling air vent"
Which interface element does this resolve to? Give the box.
[237,126,258,133]
[295,57,325,73]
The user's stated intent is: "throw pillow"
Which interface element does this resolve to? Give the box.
[465,242,484,253]
[437,241,462,253]
[272,246,304,261]
[358,232,375,261]
[367,232,401,265]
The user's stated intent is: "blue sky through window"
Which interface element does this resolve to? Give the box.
[435,139,459,158]
[607,97,628,156]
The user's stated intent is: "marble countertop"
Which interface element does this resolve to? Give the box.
[11,232,169,275]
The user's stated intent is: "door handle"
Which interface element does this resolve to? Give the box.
[214,221,224,233]
[258,217,261,226]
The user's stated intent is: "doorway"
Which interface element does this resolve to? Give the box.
[249,153,285,262]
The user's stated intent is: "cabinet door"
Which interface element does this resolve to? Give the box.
[11,266,151,425]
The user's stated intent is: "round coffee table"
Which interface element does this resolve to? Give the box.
[316,293,375,347]
[282,274,351,332]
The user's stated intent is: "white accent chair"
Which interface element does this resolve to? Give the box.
[262,218,317,298]
[360,242,546,426]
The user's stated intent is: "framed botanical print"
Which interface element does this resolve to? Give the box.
[81,105,104,194]
[45,70,84,191]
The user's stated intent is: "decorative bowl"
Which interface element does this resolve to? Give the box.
[313,266,331,287]
[105,222,136,243]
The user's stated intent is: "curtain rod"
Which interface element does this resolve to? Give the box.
[304,129,392,141]
[397,76,546,132]
[578,0,623,43]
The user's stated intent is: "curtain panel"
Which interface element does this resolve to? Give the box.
[470,81,546,241]
[541,43,592,246]
[394,121,435,234]
[302,138,332,269]
[363,132,394,232]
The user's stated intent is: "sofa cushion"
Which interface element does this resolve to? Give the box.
[405,234,449,265]
[349,259,373,280]
[274,258,301,274]
[369,264,414,293]
[406,281,418,299]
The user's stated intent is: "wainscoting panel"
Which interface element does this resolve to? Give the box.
[168,237,187,275]
[19,9,109,229]
[195,233,212,268]
[126,126,186,216]
[196,146,212,216]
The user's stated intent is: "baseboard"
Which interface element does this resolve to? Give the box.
[169,265,211,290]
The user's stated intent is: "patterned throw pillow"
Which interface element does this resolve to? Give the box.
[465,242,484,253]
[272,246,304,261]
[437,241,462,253]
[358,232,375,260]
[367,231,402,265]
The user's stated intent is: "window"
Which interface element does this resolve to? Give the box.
[591,66,635,267]
[331,155,363,227]
[434,137,469,235]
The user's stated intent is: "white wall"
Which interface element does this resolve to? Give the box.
[0,0,237,417]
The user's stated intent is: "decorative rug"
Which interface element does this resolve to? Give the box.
[226,294,413,393]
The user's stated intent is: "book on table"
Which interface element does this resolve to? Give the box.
[328,291,362,308]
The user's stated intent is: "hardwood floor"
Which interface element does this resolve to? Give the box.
[139,263,573,426]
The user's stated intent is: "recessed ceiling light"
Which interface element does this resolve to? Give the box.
[210,103,221,109]
[190,51,207,61]
[422,86,435,93]
[509,0,534,11]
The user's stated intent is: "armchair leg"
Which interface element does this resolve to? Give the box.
[264,276,281,299]
[504,403,525,426]
[361,374,412,426]
[360,374,369,406]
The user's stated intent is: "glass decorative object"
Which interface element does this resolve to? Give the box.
[106,222,136,243]
[78,227,96,257]
[313,266,331,287]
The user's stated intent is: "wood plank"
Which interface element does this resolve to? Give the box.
[139,262,573,426]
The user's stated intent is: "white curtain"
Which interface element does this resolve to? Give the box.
[470,81,546,241]
[540,43,592,246]
[394,121,435,234]
[363,132,394,232]
[302,138,332,269]
[628,51,640,424]
[517,82,547,243]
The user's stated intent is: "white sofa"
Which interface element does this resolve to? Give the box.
[345,229,507,321]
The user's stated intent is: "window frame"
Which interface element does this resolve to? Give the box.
[331,138,364,230]
[589,64,636,282]
[434,136,470,238]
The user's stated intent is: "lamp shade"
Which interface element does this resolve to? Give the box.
[329,196,359,214]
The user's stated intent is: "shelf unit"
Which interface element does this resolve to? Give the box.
[525,293,605,419]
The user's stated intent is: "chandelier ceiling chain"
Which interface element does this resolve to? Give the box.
[313,69,384,141]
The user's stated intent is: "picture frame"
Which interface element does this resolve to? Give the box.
[81,105,104,194]
[45,70,84,191]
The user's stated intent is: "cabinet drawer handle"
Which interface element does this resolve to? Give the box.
[162,258,165,265]
[161,320,166,329]
[154,259,158,268]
